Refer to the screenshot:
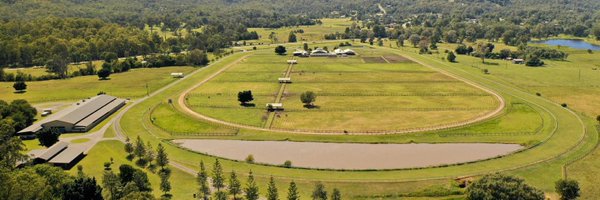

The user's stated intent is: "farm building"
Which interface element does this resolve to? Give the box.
[512,59,525,64]
[266,103,284,111]
[171,72,185,78]
[310,48,336,57]
[292,50,309,57]
[18,95,126,136]
[278,77,292,83]
[27,141,86,169]
[333,48,356,56]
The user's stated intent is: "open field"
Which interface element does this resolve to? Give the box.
[0,66,195,103]
[185,48,500,133]
[63,42,598,199]
[247,18,354,44]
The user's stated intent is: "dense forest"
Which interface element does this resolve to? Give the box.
[1,0,600,69]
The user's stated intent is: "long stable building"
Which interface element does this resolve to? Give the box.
[28,141,86,169]
[18,95,126,135]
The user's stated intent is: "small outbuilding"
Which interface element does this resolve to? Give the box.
[512,59,525,64]
[278,77,292,83]
[292,50,309,57]
[287,60,298,64]
[266,103,284,111]
[171,72,185,78]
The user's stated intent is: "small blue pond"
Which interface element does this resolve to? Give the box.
[530,39,600,51]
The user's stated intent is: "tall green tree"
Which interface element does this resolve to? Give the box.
[36,127,61,147]
[197,161,211,200]
[331,188,341,200]
[229,171,242,200]
[287,181,300,200]
[12,81,27,92]
[245,171,260,200]
[0,121,26,169]
[466,174,544,200]
[312,183,328,200]
[288,32,297,43]
[133,136,146,159]
[62,176,103,200]
[237,90,254,105]
[300,91,317,107]
[267,176,279,200]
[212,159,225,191]
[275,45,287,55]
[155,143,169,170]
[159,169,172,198]
[101,169,121,200]
[555,179,580,200]
[447,52,456,62]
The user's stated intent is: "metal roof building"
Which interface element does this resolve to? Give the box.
[27,141,86,169]
[18,95,126,135]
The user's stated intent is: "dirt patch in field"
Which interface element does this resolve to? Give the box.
[174,139,522,170]
[362,57,388,63]
[383,55,412,63]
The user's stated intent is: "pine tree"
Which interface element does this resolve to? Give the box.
[155,143,169,170]
[312,183,327,200]
[133,136,146,158]
[267,176,279,200]
[124,137,133,159]
[159,170,171,198]
[197,161,211,200]
[287,181,300,200]
[145,142,155,166]
[212,159,225,191]
[245,171,260,200]
[229,171,242,200]
[331,188,341,200]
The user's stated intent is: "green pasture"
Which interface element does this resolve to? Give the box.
[247,18,354,44]
[69,43,598,199]
[0,66,195,103]
[185,48,499,132]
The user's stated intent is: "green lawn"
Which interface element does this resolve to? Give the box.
[0,66,196,103]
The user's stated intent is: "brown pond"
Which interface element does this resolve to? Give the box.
[173,140,522,170]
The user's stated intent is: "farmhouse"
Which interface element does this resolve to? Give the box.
[27,141,86,169]
[278,77,292,83]
[18,95,126,136]
[292,50,309,57]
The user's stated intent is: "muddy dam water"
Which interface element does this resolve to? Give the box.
[174,139,523,170]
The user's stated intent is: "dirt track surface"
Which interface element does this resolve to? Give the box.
[174,139,522,170]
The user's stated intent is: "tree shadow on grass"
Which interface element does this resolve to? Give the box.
[240,103,256,107]
[483,61,500,66]
[13,91,26,94]
[303,104,320,109]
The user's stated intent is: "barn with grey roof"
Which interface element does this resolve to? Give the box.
[18,95,126,135]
